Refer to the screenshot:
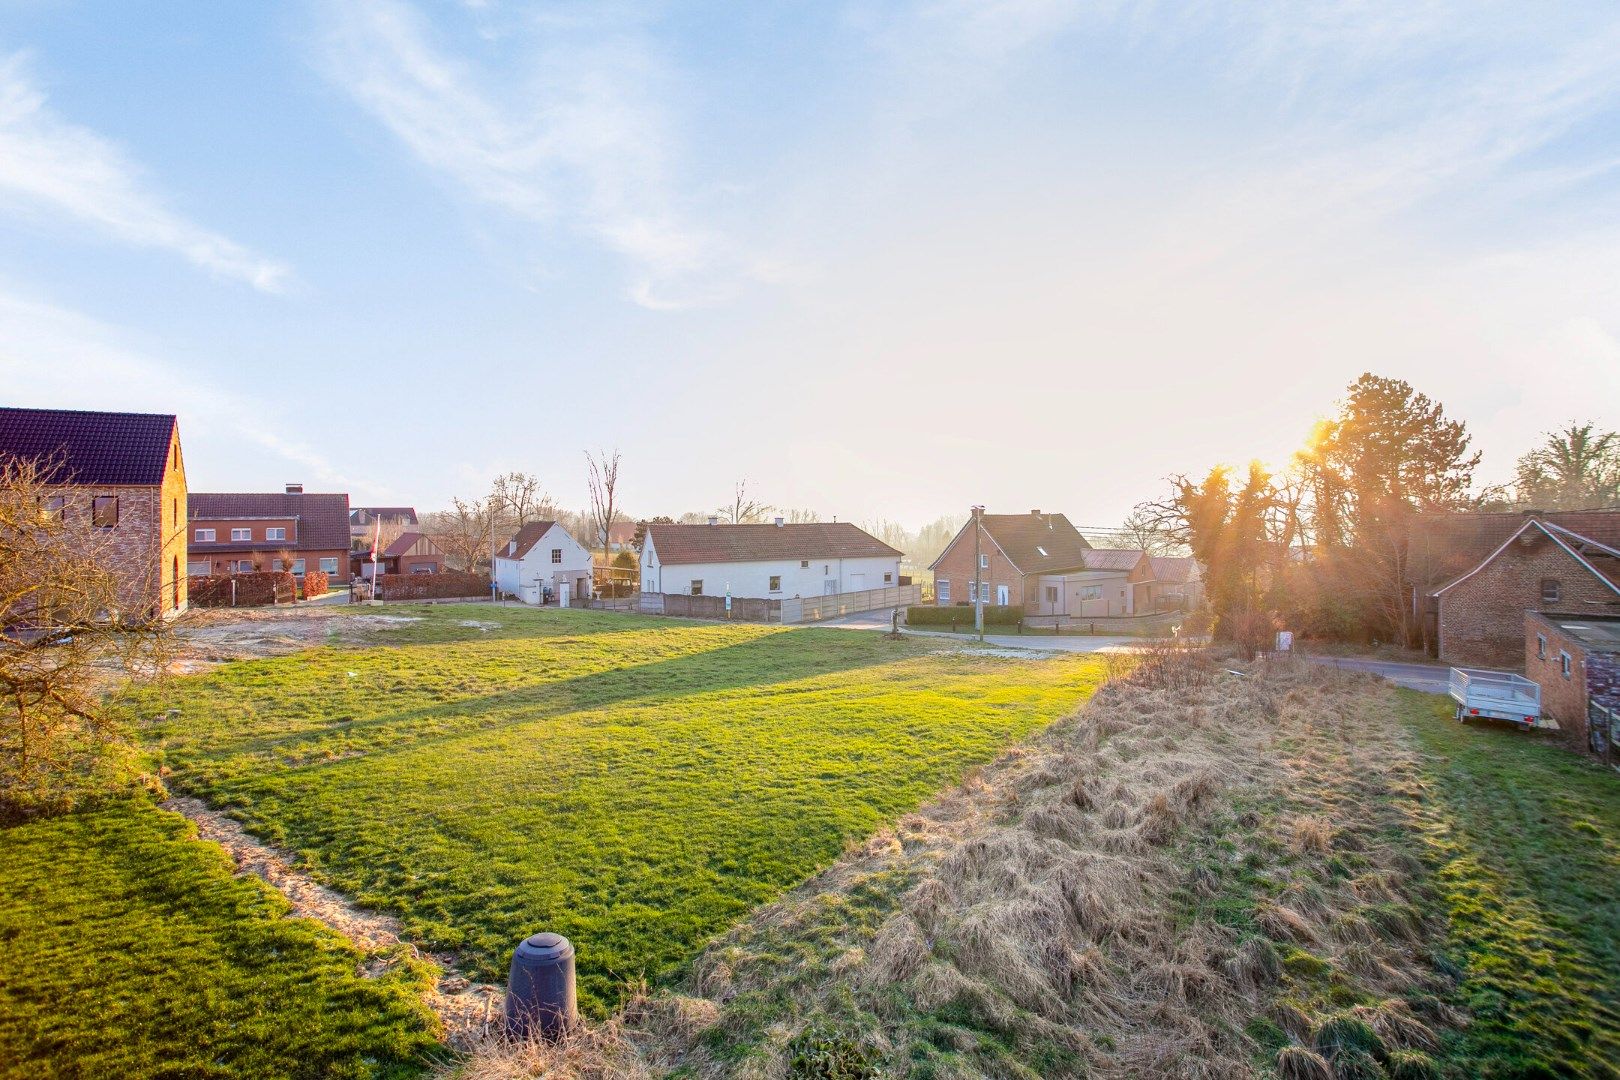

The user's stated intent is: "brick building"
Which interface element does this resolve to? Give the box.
[930,510,1158,616]
[350,506,418,553]
[354,530,445,578]
[0,406,188,619]
[1433,519,1620,668]
[189,486,352,584]
[1525,611,1620,759]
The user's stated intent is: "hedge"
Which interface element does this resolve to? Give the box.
[907,604,1022,627]
[188,572,298,608]
[377,571,487,601]
[300,570,330,599]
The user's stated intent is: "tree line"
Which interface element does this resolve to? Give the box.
[1134,373,1620,652]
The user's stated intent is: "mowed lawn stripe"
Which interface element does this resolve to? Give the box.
[143,609,1104,1013]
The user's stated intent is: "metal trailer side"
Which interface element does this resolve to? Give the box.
[1447,667,1542,728]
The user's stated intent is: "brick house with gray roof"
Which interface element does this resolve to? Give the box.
[189,485,352,584]
[0,406,189,619]
[929,510,1157,615]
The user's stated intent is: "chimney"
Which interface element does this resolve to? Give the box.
[774,516,784,527]
[286,483,304,495]
[1030,509,1040,516]
[707,515,718,526]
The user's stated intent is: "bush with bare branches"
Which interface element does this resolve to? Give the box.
[0,455,170,821]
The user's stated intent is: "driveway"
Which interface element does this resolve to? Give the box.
[1308,656,1452,694]
[815,609,1136,654]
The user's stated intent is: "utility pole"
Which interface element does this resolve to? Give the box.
[972,504,985,641]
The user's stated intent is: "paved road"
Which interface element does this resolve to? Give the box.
[816,609,1137,653]
[1308,656,1452,693]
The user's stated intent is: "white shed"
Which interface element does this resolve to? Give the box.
[493,520,594,604]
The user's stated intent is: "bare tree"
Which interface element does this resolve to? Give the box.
[1117,503,1185,556]
[721,480,772,524]
[426,496,497,575]
[490,472,547,528]
[586,449,622,551]
[1,455,171,821]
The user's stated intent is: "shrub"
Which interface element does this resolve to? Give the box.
[299,570,330,599]
[906,605,1022,627]
[376,571,487,601]
[187,572,298,608]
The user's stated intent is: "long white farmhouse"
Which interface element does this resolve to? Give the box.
[641,520,902,600]
[493,520,594,604]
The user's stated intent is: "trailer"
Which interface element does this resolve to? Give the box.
[1448,667,1542,729]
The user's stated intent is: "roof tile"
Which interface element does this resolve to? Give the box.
[0,407,176,486]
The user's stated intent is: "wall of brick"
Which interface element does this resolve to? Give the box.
[932,522,1025,608]
[1524,613,1588,729]
[1438,531,1620,668]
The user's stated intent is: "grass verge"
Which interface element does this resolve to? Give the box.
[1397,691,1620,1078]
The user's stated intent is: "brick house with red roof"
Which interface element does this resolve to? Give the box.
[189,485,352,584]
[355,531,445,578]
[0,406,189,619]
[1433,517,1620,668]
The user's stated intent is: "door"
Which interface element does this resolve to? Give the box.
[824,579,837,595]
[997,584,1009,606]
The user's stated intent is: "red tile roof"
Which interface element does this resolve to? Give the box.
[497,521,560,562]
[1079,548,1148,573]
[382,531,439,557]
[645,522,901,565]
[190,492,352,551]
[1150,556,1199,583]
[0,406,177,486]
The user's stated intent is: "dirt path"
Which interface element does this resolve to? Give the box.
[162,795,503,1047]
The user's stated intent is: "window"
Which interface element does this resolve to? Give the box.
[195,528,215,542]
[234,560,254,572]
[551,548,563,564]
[292,559,306,576]
[172,498,177,525]
[883,572,893,584]
[800,560,809,568]
[231,527,252,541]
[38,495,64,523]
[690,579,704,595]
[319,557,338,574]
[769,575,782,592]
[1080,585,1103,600]
[979,553,989,569]
[186,560,209,576]
[1560,651,1573,678]
[1537,634,1547,660]
[173,444,179,470]
[92,496,118,528]
[968,581,978,603]
[1541,578,1562,604]
[1046,586,1059,604]
[265,527,286,541]
[272,559,283,571]
[824,564,830,575]
[937,579,950,602]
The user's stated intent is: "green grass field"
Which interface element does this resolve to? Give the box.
[139,606,1107,1013]
[0,801,439,1080]
[1397,692,1620,1077]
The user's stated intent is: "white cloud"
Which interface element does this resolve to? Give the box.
[0,53,291,292]
[0,283,384,495]
[316,0,740,308]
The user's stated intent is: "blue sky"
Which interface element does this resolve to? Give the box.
[3,2,1619,527]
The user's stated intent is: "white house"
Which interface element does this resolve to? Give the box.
[493,520,594,605]
[641,520,903,600]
